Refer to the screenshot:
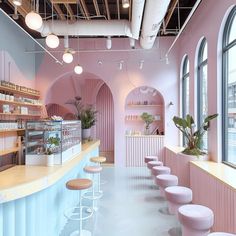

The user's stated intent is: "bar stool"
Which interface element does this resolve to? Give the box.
[178,204,214,236]
[144,155,158,163]
[90,156,107,193]
[155,174,178,197]
[153,166,171,176]
[208,233,236,236]
[165,186,192,215]
[83,166,103,211]
[64,178,93,236]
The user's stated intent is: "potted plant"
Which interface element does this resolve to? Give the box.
[65,97,97,140]
[45,136,60,166]
[140,112,155,135]
[80,106,97,140]
[173,114,218,156]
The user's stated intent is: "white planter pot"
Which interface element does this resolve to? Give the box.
[176,152,208,187]
[46,154,54,167]
[82,128,91,140]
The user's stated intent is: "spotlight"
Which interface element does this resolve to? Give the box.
[25,11,43,30]
[129,38,135,49]
[106,36,112,49]
[122,0,130,8]
[63,51,73,64]
[139,60,144,69]
[74,64,83,74]
[119,60,124,70]
[46,34,60,48]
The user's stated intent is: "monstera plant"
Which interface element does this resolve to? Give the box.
[173,114,218,156]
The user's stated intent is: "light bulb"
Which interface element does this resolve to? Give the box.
[25,11,43,30]
[63,52,73,64]
[122,0,130,8]
[13,0,22,6]
[74,64,83,74]
[46,34,59,48]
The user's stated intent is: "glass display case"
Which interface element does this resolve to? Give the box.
[25,120,81,165]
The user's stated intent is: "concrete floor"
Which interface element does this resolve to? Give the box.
[61,167,179,236]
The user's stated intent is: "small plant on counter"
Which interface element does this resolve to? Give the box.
[141,112,155,134]
[45,136,60,155]
[173,114,218,156]
[80,106,97,129]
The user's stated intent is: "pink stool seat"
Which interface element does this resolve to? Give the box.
[145,156,158,163]
[208,233,236,236]
[165,186,192,215]
[151,163,165,175]
[147,161,163,170]
[153,166,171,175]
[84,166,102,173]
[155,174,178,197]
[178,204,214,236]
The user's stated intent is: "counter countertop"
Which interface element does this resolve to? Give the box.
[0,140,100,203]
[165,145,185,154]
[190,161,236,190]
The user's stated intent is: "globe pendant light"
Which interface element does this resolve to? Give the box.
[122,0,130,8]
[13,0,22,6]
[25,11,43,30]
[46,34,60,48]
[74,64,83,74]
[63,51,73,64]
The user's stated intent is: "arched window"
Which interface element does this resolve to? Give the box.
[197,38,208,150]
[222,6,236,167]
[182,56,190,119]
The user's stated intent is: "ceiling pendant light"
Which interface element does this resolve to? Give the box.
[74,64,83,74]
[63,50,73,64]
[25,11,43,30]
[13,0,22,6]
[46,34,59,48]
[122,0,130,8]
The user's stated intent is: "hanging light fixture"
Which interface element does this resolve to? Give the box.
[46,34,59,48]
[63,50,73,64]
[13,0,22,6]
[74,64,83,74]
[122,0,130,8]
[25,0,42,30]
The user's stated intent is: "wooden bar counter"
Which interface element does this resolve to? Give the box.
[0,140,100,236]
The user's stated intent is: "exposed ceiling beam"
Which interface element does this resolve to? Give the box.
[64,3,75,20]
[79,0,90,20]
[104,0,111,20]
[53,3,66,20]
[93,0,101,16]
[116,0,120,20]
[164,0,179,28]
[8,0,31,17]
[50,0,77,3]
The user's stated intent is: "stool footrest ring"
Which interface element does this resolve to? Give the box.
[64,206,94,221]
[82,191,103,200]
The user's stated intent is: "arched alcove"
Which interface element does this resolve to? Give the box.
[96,83,114,163]
[125,86,165,135]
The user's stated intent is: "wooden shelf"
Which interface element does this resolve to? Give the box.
[127,104,162,108]
[0,85,40,98]
[0,147,19,156]
[0,113,41,117]
[0,99,43,107]
[0,129,25,133]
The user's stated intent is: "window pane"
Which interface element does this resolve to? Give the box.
[185,76,190,116]
[201,65,208,150]
[202,42,207,62]
[227,45,236,166]
[186,59,189,73]
[229,14,236,44]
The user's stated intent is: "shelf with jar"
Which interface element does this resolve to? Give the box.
[125,114,161,121]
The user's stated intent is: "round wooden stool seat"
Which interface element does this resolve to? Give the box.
[66,178,92,190]
[90,156,106,163]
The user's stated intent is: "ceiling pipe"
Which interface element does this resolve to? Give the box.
[131,0,145,40]
[37,20,132,37]
[140,0,171,49]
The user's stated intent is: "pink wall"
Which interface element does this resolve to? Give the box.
[96,83,114,154]
[35,37,179,166]
[176,0,236,161]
